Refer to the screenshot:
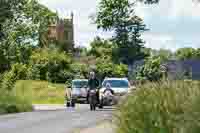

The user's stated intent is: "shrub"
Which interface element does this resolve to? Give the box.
[70,63,89,79]
[136,56,163,81]
[0,89,33,114]
[29,48,72,83]
[1,63,29,90]
[0,63,32,114]
[116,80,200,133]
[96,57,128,81]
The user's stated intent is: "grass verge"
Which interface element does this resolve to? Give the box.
[14,80,66,104]
[0,89,33,114]
[116,80,200,133]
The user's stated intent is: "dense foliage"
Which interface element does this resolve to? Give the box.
[0,63,32,114]
[116,80,200,133]
[0,0,57,73]
[87,37,128,81]
[175,48,200,60]
[1,0,199,114]
[29,48,72,83]
[136,56,163,81]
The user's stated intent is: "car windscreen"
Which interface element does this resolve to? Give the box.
[72,81,88,88]
[102,80,129,88]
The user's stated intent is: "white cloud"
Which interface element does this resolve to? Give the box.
[136,0,200,50]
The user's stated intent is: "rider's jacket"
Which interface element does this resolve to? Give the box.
[88,78,99,90]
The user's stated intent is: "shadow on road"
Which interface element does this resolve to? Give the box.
[95,107,116,112]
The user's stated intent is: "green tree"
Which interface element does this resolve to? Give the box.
[175,47,199,60]
[29,48,72,83]
[96,56,128,81]
[1,63,29,91]
[0,0,57,73]
[24,0,57,47]
[149,48,173,61]
[196,48,200,58]
[88,37,115,58]
[95,0,148,64]
[136,56,163,81]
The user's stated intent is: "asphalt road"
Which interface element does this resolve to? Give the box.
[0,104,114,133]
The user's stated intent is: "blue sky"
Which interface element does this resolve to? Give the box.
[39,0,200,51]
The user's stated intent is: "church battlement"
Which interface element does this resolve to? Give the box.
[47,13,74,51]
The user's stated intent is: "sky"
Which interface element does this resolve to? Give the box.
[39,0,200,51]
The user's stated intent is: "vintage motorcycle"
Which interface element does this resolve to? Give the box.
[99,88,115,108]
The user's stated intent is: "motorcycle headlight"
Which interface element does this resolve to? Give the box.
[100,91,105,99]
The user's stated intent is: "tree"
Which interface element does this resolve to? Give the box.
[96,57,128,81]
[29,48,72,83]
[95,0,148,65]
[136,56,163,81]
[0,0,57,73]
[88,37,115,58]
[149,48,173,61]
[196,48,200,58]
[175,48,200,60]
[0,0,57,46]
[0,0,18,39]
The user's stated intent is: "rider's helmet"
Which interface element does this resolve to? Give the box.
[106,82,111,89]
[89,71,95,79]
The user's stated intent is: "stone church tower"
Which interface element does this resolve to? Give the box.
[48,13,74,51]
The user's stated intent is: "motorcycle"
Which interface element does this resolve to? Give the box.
[99,89,115,108]
[88,89,98,111]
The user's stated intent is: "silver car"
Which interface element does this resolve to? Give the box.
[66,79,88,107]
[99,78,131,107]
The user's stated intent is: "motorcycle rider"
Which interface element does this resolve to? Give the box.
[87,71,100,103]
[104,82,114,94]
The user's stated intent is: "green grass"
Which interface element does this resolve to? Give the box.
[116,80,200,133]
[14,80,67,104]
[0,87,33,114]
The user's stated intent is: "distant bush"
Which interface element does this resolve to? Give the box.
[96,57,128,81]
[116,80,200,133]
[29,48,72,83]
[136,56,163,81]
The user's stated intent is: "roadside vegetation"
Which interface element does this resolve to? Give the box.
[116,80,200,133]
[14,80,66,104]
[93,1,200,133]
[0,0,200,116]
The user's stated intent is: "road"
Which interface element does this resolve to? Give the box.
[0,105,114,133]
